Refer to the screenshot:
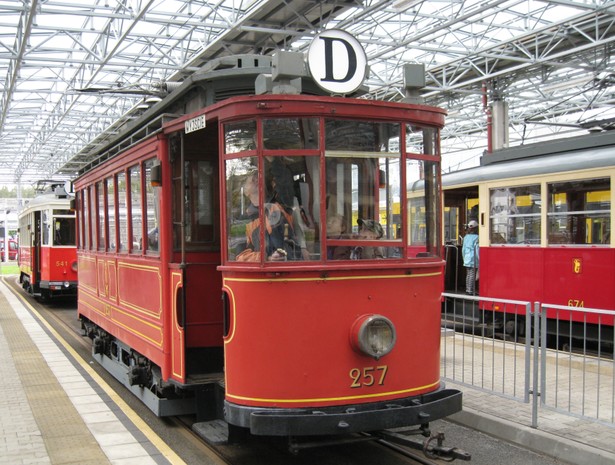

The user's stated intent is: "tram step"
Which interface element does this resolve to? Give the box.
[192,419,229,445]
[185,372,224,386]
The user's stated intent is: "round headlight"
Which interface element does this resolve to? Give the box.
[350,314,396,360]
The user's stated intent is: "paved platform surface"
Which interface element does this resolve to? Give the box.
[442,329,615,465]
[0,278,183,465]
[1,274,614,465]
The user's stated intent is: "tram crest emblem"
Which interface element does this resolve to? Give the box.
[572,258,582,274]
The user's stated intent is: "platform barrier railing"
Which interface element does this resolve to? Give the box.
[537,302,615,426]
[441,294,615,429]
[441,293,533,402]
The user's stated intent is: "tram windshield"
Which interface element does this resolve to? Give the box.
[52,211,76,246]
[224,117,441,264]
[324,120,402,260]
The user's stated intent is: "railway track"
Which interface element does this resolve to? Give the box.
[3,275,466,465]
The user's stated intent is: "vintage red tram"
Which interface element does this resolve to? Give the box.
[442,131,615,343]
[73,47,461,442]
[18,182,78,300]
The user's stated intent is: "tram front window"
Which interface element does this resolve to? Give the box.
[52,215,76,246]
[225,156,321,262]
[405,125,441,258]
[324,119,402,260]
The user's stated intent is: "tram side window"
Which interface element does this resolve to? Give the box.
[89,185,97,250]
[97,181,106,250]
[184,160,216,246]
[82,189,90,249]
[118,172,128,252]
[489,185,541,245]
[129,165,143,253]
[406,125,441,257]
[19,213,31,248]
[42,210,50,245]
[144,159,160,255]
[226,157,259,261]
[107,177,116,251]
[324,119,402,260]
[75,191,83,249]
[548,178,610,245]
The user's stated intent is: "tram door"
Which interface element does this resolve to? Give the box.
[169,126,224,379]
[443,186,478,293]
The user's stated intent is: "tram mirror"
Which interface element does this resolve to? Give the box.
[151,164,162,187]
[69,199,76,211]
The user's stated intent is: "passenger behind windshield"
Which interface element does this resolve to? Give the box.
[326,214,351,260]
[351,219,385,260]
[236,163,302,262]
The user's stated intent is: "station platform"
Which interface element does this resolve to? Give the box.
[441,330,615,465]
[1,273,614,465]
[0,277,183,465]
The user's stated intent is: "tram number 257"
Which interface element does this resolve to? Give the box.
[349,365,388,388]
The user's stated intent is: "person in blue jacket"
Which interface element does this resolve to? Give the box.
[462,220,479,295]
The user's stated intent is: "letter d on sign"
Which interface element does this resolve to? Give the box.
[308,29,368,95]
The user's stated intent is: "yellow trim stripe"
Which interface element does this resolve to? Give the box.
[171,271,184,379]
[117,262,163,317]
[79,288,163,347]
[222,284,237,344]
[223,271,442,284]
[226,379,440,404]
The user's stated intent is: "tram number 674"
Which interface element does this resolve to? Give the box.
[349,365,388,388]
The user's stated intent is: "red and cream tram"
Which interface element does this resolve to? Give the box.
[74,45,461,443]
[18,182,78,300]
[442,131,615,343]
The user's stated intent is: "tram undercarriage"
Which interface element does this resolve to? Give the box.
[20,273,77,301]
[80,318,224,419]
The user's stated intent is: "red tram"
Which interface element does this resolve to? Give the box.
[18,182,78,300]
[73,46,461,442]
[442,131,614,343]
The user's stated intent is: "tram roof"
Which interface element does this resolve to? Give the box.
[442,131,615,188]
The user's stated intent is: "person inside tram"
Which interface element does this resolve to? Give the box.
[462,219,479,295]
[236,165,300,262]
[351,219,385,259]
[326,213,351,260]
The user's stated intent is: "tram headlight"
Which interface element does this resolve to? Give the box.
[350,314,396,360]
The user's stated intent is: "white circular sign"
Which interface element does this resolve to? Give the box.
[307,30,368,95]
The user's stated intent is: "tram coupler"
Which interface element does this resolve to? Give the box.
[375,429,471,462]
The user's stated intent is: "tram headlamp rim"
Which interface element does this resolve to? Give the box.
[351,314,397,360]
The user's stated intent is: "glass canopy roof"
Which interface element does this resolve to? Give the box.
[1,0,613,187]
